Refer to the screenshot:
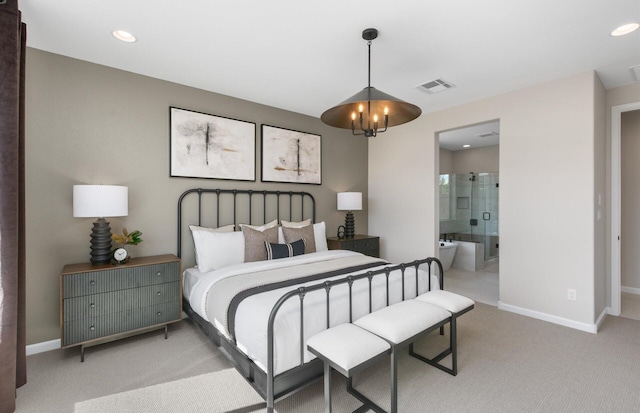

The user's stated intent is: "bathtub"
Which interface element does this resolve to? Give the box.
[438,241,458,271]
[451,240,485,272]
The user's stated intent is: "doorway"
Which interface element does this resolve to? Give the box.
[612,103,640,319]
[438,120,500,306]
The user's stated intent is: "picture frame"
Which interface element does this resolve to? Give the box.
[261,125,322,185]
[170,107,256,181]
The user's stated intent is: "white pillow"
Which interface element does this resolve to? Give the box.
[278,221,328,251]
[189,224,236,267]
[281,219,311,228]
[314,222,328,252]
[190,229,244,272]
[239,219,278,231]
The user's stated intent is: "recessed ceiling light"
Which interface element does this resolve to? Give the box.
[611,23,639,37]
[112,30,136,43]
[463,144,471,148]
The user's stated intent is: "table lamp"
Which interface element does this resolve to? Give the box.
[73,185,128,265]
[337,192,362,238]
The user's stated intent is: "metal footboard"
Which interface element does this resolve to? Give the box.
[265,257,444,412]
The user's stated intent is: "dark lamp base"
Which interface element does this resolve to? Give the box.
[344,211,355,238]
[89,217,113,265]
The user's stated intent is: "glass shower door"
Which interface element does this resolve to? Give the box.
[479,173,499,260]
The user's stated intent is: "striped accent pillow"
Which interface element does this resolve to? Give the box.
[265,239,306,260]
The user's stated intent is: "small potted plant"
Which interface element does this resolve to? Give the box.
[111,228,143,264]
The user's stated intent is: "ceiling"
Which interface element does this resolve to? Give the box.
[438,121,500,151]
[20,0,640,127]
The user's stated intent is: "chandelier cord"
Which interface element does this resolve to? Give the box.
[367,40,372,90]
[366,40,372,132]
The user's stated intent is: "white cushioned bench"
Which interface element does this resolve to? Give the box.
[306,291,474,413]
[353,300,451,413]
[413,290,475,376]
[307,323,391,413]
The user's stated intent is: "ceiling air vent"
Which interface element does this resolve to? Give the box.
[478,131,499,138]
[418,78,455,94]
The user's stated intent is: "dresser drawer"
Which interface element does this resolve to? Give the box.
[63,301,181,346]
[63,281,180,322]
[327,235,380,258]
[347,238,378,254]
[63,261,180,298]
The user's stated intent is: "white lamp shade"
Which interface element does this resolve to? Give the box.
[73,185,128,218]
[337,192,362,211]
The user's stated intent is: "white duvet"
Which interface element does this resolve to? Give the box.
[184,250,439,375]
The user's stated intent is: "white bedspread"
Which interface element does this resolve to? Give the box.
[184,250,439,374]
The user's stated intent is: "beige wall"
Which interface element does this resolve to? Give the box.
[621,110,640,290]
[439,148,453,174]
[606,82,640,108]
[439,146,499,175]
[25,48,367,344]
[370,71,602,327]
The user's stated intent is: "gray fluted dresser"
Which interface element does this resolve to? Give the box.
[60,254,182,361]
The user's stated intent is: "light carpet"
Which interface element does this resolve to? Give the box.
[64,303,640,413]
[621,292,640,320]
[74,369,265,413]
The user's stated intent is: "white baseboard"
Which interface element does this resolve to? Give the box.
[497,301,598,334]
[595,307,608,331]
[26,339,61,356]
[621,286,640,295]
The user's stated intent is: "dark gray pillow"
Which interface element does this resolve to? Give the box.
[265,239,306,260]
[241,226,278,262]
[282,225,316,253]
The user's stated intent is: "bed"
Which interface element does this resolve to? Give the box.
[177,188,443,412]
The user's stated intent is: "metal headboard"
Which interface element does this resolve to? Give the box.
[177,188,316,259]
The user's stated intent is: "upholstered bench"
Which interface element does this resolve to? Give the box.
[307,323,391,413]
[353,300,451,413]
[413,290,475,376]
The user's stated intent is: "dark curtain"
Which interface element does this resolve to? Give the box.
[0,0,27,412]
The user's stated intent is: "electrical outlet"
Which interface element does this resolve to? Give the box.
[567,289,577,301]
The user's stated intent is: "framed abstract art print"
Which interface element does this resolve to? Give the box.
[261,124,321,185]
[170,107,256,181]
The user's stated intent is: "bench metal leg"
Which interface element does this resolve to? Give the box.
[324,362,332,413]
[390,346,398,413]
[451,316,457,375]
[347,376,387,413]
[409,316,457,376]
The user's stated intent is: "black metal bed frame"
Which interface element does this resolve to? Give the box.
[177,188,443,412]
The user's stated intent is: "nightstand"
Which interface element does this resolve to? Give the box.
[327,235,380,258]
[60,254,182,361]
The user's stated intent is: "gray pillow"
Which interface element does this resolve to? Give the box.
[282,225,316,253]
[242,226,278,262]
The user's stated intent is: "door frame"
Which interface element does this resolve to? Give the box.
[610,101,640,316]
